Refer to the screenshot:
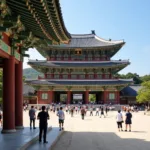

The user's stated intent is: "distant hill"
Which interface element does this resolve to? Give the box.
[23,68,43,79]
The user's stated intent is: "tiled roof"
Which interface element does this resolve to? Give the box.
[28,60,129,68]
[48,31,124,48]
[26,79,133,86]
[121,85,142,96]
[23,84,35,96]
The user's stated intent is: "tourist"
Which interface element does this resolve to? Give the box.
[116,110,123,132]
[125,109,132,132]
[95,107,99,116]
[105,106,108,115]
[100,107,105,118]
[0,110,2,127]
[81,107,86,120]
[70,107,74,117]
[57,107,65,131]
[29,106,36,129]
[90,106,93,116]
[37,106,50,143]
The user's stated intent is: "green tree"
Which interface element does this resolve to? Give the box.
[89,94,96,102]
[136,81,150,103]
[140,75,150,82]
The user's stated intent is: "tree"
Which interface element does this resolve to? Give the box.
[136,81,150,103]
[89,94,96,102]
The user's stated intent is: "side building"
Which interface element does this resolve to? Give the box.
[26,31,133,104]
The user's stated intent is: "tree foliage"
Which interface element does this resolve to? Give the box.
[136,81,150,103]
[89,94,96,102]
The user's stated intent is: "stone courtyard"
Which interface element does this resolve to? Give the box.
[0,109,150,150]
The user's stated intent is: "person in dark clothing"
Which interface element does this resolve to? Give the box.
[105,106,108,115]
[125,109,132,132]
[100,107,105,118]
[81,107,86,120]
[37,106,50,143]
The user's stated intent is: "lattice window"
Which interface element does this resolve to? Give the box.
[41,93,48,100]
[109,93,115,100]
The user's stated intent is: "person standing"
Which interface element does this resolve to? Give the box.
[57,107,65,131]
[81,107,86,120]
[29,106,36,129]
[116,110,123,132]
[100,107,105,118]
[37,106,50,143]
[125,109,132,132]
[105,106,108,115]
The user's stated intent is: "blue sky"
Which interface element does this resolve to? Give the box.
[23,0,150,76]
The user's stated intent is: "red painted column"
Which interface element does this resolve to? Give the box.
[37,91,41,103]
[67,91,71,104]
[2,56,16,133]
[15,61,24,129]
[116,91,120,104]
[49,91,54,104]
[85,90,89,104]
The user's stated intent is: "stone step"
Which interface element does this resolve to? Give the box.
[27,127,64,150]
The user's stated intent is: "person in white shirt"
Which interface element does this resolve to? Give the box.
[57,107,65,131]
[95,107,99,116]
[116,110,123,131]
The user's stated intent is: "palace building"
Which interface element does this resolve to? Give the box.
[27,31,133,104]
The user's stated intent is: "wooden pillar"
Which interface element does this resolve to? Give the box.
[2,56,16,133]
[15,61,24,129]
[85,90,89,104]
[49,91,54,104]
[116,91,120,104]
[67,91,71,104]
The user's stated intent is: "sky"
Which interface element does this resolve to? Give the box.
[23,0,150,76]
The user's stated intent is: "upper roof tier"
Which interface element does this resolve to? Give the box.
[45,30,125,49]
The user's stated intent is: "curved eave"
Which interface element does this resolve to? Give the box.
[6,0,70,44]
[26,79,133,86]
[37,42,125,58]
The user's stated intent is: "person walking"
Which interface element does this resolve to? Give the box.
[90,107,93,116]
[29,106,36,129]
[116,110,123,132]
[100,107,105,118]
[57,107,65,131]
[81,107,86,120]
[37,106,50,143]
[125,109,132,132]
[95,107,99,116]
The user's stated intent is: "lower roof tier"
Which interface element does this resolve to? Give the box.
[26,79,133,86]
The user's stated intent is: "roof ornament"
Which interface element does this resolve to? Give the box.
[91,30,95,35]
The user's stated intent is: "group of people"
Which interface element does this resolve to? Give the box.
[116,109,132,132]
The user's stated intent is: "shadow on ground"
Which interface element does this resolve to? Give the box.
[52,131,150,150]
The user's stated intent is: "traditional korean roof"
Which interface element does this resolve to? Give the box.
[23,84,35,96]
[1,0,70,46]
[45,30,124,49]
[26,79,133,86]
[28,60,129,68]
[121,85,142,97]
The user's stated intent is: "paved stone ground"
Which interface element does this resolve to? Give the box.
[0,110,150,150]
[51,111,150,150]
